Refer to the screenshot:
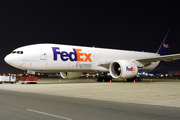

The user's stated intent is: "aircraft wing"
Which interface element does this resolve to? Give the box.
[136,53,180,66]
[98,61,112,67]
[98,54,180,67]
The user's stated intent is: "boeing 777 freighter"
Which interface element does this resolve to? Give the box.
[4,30,180,81]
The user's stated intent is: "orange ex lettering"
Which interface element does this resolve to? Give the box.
[84,53,92,62]
[75,49,84,61]
[75,49,92,62]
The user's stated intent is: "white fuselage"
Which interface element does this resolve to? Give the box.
[5,44,160,73]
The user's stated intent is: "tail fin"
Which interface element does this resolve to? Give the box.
[157,30,172,56]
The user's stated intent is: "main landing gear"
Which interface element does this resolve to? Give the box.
[97,73,112,82]
[127,76,142,82]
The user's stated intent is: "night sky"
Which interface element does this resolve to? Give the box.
[1,1,180,74]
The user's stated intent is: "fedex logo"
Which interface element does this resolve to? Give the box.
[126,66,136,71]
[52,47,92,62]
[163,43,170,48]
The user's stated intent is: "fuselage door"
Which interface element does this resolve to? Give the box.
[40,49,47,60]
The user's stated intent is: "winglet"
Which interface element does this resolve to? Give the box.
[157,30,172,56]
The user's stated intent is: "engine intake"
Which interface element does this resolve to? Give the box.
[109,60,138,79]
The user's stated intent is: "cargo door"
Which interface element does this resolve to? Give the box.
[40,49,47,60]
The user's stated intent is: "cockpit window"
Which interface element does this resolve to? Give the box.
[12,51,16,54]
[11,51,23,54]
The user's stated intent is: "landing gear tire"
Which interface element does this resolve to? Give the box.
[98,77,103,82]
[137,77,142,82]
[127,79,134,82]
[127,77,142,82]
[97,76,112,82]
[135,77,142,82]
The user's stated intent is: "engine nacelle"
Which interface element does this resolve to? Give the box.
[109,60,138,79]
[60,72,82,79]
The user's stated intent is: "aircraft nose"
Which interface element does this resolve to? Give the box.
[4,55,12,64]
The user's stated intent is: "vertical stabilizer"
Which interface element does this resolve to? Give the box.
[157,30,172,55]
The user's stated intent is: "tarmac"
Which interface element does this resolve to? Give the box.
[0,78,180,120]
[1,78,180,108]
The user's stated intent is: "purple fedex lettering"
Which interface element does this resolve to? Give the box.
[52,47,60,60]
[126,66,135,71]
[61,51,69,61]
[52,47,77,61]
[69,50,77,61]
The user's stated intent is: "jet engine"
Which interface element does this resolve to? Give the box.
[109,60,138,79]
[60,72,82,79]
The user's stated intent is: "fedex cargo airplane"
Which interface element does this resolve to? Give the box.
[4,30,180,81]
